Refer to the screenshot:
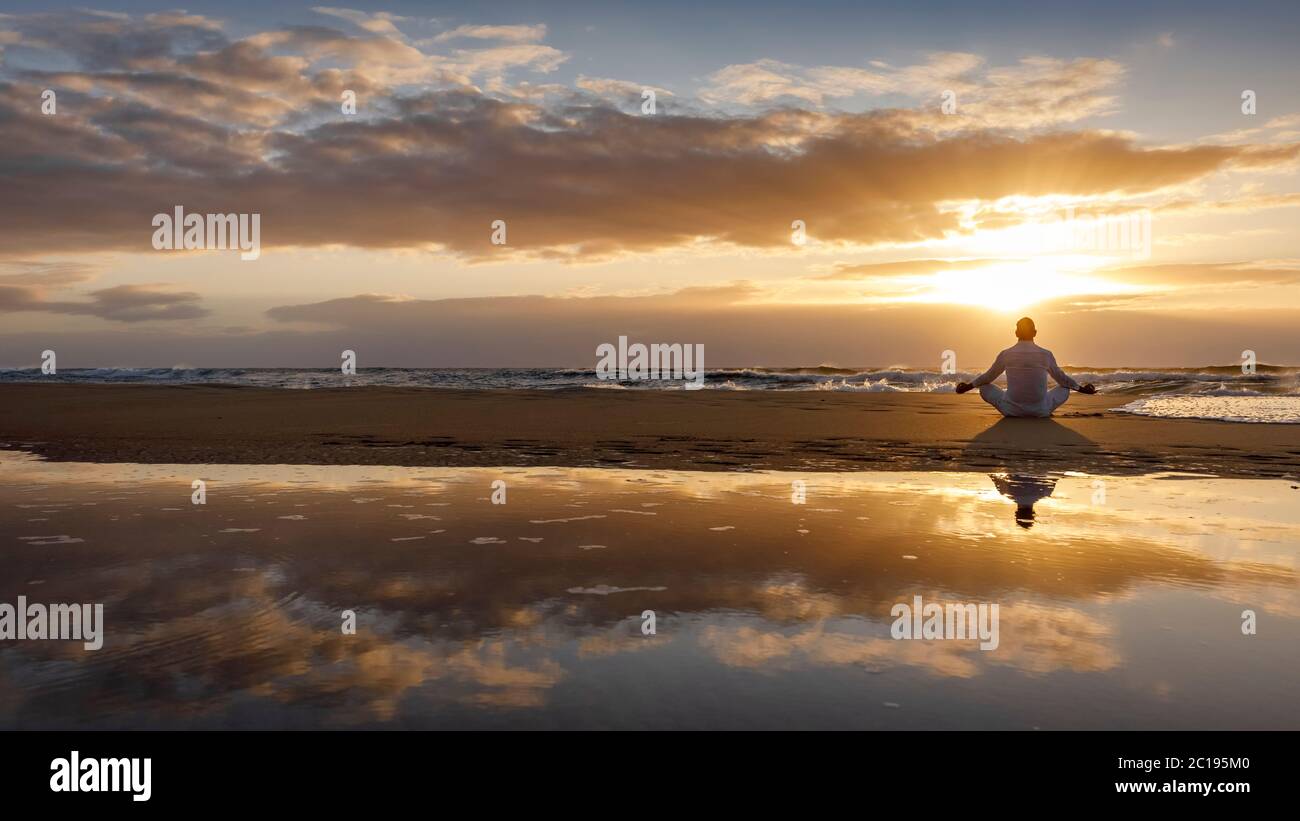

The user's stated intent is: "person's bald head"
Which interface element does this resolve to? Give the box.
[1015,316,1037,340]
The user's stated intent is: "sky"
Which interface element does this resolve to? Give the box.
[1,1,1298,368]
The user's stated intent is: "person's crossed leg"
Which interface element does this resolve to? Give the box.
[978,383,1072,418]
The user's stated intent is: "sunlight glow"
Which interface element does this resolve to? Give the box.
[895,258,1137,312]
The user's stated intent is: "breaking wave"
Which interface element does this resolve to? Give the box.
[2,364,1297,397]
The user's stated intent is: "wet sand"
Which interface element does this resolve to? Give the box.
[1,456,1296,729]
[1,384,1297,477]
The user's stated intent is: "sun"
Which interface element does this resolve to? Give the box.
[901,257,1135,312]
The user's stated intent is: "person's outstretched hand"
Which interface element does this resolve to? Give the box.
[955,382,974,394]
[1078,383,1097,395]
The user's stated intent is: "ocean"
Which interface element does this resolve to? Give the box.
[4,365,1298,422]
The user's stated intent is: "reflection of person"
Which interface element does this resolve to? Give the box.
[956,317,1096,417]
[991,474,1058,529]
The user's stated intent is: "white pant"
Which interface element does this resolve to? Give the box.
[979,384,1071,418]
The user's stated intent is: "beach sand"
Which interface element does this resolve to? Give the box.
[0,384,1296,477]
[2,390,1297,729]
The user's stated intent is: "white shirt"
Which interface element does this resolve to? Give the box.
[971,340,1079,405]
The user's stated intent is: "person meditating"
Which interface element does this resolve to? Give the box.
[955,317,1096,417]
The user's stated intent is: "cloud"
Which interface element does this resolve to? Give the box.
[218,286,1300,368]
[0,265,207,322]
[4,286,1298,367]
[1106,261,1300,287]
[699,53,984,107]
[448,43,567,82]
[1,9,226,71]
[0,260,98,288]
[311,7,411,38]
[698,602,1119,677]
[2,73,1291,261]
[1170,192,1300,216]
[1204,111,1300,145]
[813,259,1021,280]
[701,58,895,106]
[431,24,547,44]
[973,56,1124,127]
[1,10,1296,268]
[699,53,1124,128]
[71,284,209,321]
[3,9,568,129]
[575,75,673,102]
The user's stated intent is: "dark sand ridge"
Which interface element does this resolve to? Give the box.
[0,384,1297,478]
